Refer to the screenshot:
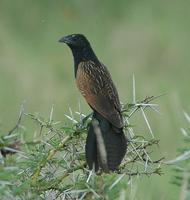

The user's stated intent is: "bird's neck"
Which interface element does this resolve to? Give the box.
[70,45,99,77]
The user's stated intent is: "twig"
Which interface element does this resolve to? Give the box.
[123,167,163,177]
[31,135,71,181]
[8,103,24,135]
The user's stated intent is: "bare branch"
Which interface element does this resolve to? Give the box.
[8,103,25,135]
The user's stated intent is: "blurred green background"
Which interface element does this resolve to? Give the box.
[0,0,190,199]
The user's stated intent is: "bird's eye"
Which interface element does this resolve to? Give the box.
[71,35,76,39]
[72,36,77,41]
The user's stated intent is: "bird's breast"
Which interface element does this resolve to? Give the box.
[75,61,123,129]
[76,62,91,98]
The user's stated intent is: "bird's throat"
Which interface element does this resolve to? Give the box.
[69,45,99,77]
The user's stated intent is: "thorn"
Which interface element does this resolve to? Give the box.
[141,107,154,138]
[49,104,54,124]
[132,74,136,104]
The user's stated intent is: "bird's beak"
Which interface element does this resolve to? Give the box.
[58,35,72,44]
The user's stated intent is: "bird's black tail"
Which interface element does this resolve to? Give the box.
[85,112,127,171]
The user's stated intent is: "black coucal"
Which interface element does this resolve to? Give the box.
[59,34,127,171]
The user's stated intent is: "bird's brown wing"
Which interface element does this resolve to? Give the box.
[76,61,123,129]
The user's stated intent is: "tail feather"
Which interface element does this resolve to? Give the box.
[85,112,127,171]
[85,123,99,171]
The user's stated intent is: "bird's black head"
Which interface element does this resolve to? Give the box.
[59,34,99,76]
[59,34,90,49]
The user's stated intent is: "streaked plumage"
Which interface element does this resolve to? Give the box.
[76,60,123,129]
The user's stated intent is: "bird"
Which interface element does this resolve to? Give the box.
[59,34,127,171]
